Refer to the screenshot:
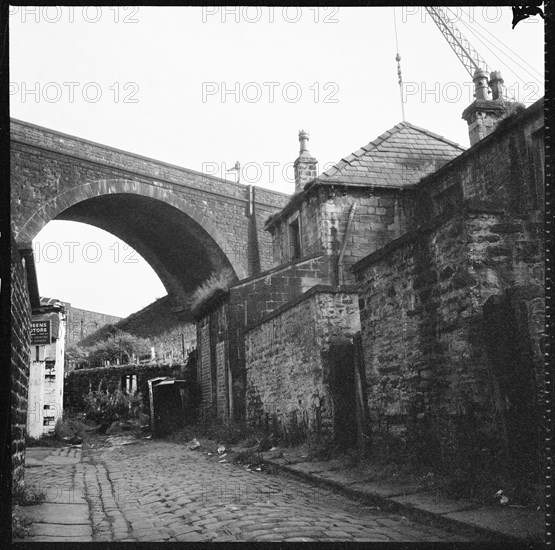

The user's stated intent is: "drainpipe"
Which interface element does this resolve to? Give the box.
[337,203,357,287]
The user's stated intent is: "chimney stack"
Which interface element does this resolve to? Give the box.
[294,129,318,193]
[462,69,524,147]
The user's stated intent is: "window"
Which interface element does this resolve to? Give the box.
[35,346,40,362]
[45,360,56,380]
[289,218,301,261]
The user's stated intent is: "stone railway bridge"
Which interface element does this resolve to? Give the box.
[10,119,289,310]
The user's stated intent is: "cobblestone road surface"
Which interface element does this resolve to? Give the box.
[24,437,473,542]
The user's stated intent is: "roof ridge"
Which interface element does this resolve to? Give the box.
[319,120,465,180]
[401,121,466,150]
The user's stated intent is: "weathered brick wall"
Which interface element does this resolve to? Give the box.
[245,288,360,442]
[10,239,32,492]
[354,204,543,468]
[64,362,188,412]
[197,320,213,411]
[215,341,228,419]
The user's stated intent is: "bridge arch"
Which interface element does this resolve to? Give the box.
[17,179,247,308]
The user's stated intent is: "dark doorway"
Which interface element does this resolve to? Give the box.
[328,339,358,448]
[483,289,541,482]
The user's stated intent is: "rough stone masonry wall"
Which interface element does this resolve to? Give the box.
[416,98,544,223]
[196,254,336,422]
[354,206,543,468]
[11,120,289,275]
[270,186,412,285]
[245,289,360,443]
[317,187,410,285]
[11,241,32,492]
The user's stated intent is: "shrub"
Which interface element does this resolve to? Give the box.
[13,483,46,506]
[190,269,235,317]
[84,389,144,426]
[12,510,32,539]
[54,416,87,441]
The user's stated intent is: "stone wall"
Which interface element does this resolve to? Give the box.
[416,98,544,223]
[269,186,412,285]
[353,203,543,470]
[245,287,360,443]
[10,239,32,492]
[195,254,335,422]
[64,304,122,347]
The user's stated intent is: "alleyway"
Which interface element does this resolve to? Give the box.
[17,436,473,543]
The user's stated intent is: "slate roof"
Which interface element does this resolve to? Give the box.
[314,121,465,188]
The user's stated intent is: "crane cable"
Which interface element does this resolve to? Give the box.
[458,8,542,81]
[393,7,406,121]
[446,7,542,88]
[448,14,524,100]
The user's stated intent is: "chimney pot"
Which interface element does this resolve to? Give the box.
[294,129,317,193]
[299,129,310,154]
[473,68,490,100]
[489,70,505,101]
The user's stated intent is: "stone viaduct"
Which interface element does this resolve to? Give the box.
[10,119,289,310]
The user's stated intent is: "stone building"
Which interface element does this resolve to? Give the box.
[27,298,67,439]
[195,78,544,468]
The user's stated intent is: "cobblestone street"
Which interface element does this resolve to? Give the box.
[19,437,473,543]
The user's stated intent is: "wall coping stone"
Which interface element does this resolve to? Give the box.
[245,284,358,333]
[351,199,512,274]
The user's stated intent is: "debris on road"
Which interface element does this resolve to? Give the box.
[494,490,510,506]
[217,445,226,454]
[188,438,201,450]
[62,436,83,446]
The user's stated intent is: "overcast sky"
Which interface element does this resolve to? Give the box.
[10,6,544,317]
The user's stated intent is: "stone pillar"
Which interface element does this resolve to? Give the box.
[462,69,525,147]
[294,130,318,193]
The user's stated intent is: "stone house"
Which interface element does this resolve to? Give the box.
[196,78,544,461]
